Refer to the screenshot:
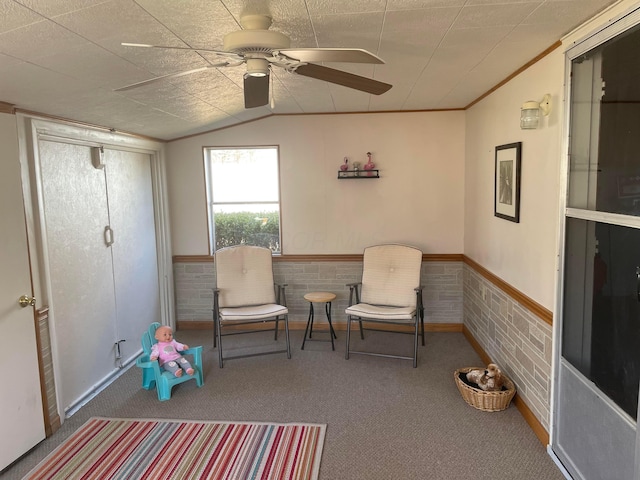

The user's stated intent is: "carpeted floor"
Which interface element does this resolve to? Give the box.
[5,329,566,479]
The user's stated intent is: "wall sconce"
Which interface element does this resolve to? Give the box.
[520,94,551,129]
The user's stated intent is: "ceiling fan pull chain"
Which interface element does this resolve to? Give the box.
[270,72,275,109]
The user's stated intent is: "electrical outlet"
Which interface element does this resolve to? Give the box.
[481,285,487,301]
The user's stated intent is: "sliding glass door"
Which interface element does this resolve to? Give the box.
[554,11,640,480]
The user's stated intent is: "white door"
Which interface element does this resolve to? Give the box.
[0,114,45,470]
[39,140,119,413]
[38,141,161,413]
[105,149,160,366]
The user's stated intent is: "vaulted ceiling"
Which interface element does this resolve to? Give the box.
[0,0,619,140]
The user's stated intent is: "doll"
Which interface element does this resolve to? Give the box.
[150,325,194,377]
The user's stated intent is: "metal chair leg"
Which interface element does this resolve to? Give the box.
[213,312,217,348]
[284,315,291,359]
[216,317,224,368]
[345,316,352,360]
[420,306,425,346]
[413,317,419,368]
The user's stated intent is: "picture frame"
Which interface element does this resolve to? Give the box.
[494,142,522,223]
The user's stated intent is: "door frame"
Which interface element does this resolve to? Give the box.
[551,4,640,478]
[15,115,174,423]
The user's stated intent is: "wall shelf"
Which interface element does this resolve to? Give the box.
[338,169,379,179]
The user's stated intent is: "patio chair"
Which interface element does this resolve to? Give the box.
[345,244,425,367]
[213,245,291,368]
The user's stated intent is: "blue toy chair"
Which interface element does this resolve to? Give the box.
[135,322,204,401]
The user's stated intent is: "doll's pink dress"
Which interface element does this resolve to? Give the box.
[151,340,193,376]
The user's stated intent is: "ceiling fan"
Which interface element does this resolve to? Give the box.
[115,14,392,108]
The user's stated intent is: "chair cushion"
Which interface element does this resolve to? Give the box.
[360,244,422,307]
[215,245,277,307]
[346,303,416,322]
[220,303,288,321]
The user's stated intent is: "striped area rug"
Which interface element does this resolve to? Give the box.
[25,417,326,480]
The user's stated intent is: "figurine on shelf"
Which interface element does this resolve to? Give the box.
[364,152,375,176]
[339,157,349,177]
[353,162,360,177]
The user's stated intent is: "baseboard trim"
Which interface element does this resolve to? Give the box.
[462,325,549,446]
[177,320,463,333]
[177,320,212,330]
[425,323,463,333]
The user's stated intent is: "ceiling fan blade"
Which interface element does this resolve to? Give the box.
[294,63,391,95]
[121,43,242,59]
[114,64,228,92]
[279,48,384,64]
[244,75,270,108]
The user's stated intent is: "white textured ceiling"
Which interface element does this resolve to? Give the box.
[0,0,619,140]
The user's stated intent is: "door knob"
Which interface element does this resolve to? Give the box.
[18,295,36,308]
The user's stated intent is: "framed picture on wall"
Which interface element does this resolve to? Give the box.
[494,142,522,223]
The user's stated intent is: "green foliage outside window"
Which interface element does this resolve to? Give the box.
[214,211,280,253]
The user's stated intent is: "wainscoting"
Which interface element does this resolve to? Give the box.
[172,254,465,328]
[463,257,553,443]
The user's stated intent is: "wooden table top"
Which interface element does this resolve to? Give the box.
[304,292,336,303]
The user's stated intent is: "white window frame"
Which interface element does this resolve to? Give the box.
[203,145,282,254]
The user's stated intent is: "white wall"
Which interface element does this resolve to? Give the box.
[167,111,465,255]
[464,51,565,310]
[463,0,638,312]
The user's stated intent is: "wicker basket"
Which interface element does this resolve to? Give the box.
[454,367,516,412]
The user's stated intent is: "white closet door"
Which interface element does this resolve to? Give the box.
[39,141,118,413]
[104,150,160,365]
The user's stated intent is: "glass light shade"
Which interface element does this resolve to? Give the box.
[246,58,269,77]
[520,101,540,129]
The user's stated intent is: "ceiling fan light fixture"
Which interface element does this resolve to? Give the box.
[116,13,393,109]
[246,58,269,77]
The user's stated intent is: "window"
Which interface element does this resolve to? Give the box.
[204,146,281,254]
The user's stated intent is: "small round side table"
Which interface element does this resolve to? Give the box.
[301,292,338,350]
